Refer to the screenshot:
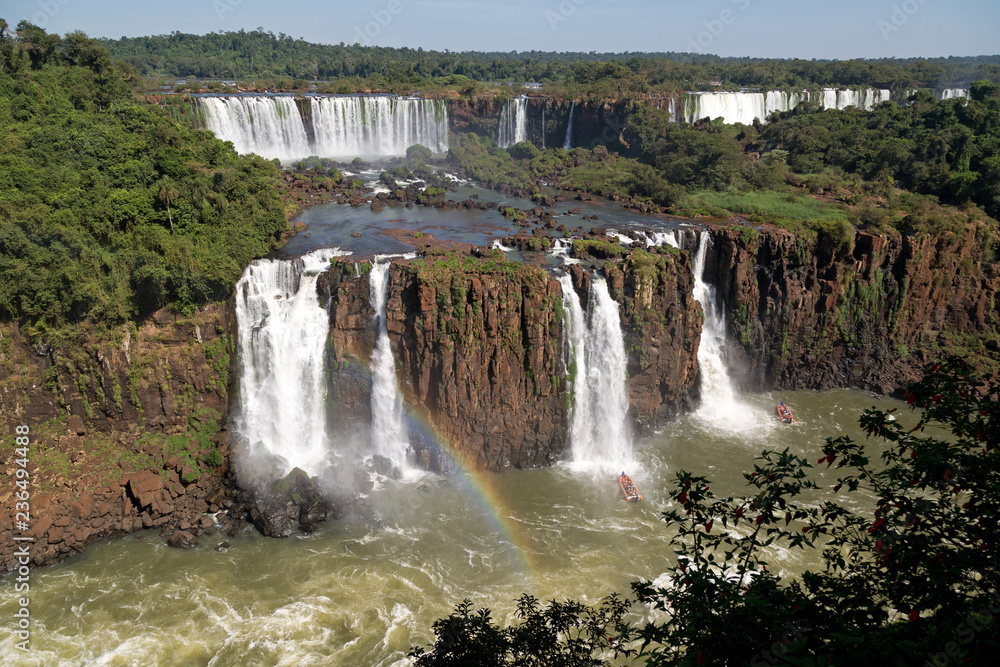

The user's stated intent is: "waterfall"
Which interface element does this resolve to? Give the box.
[369,256,412,469]
[688,233,764,432]
[684,88,890,125]
[234,249,346,477]
[560,274,632,469]
[819,88,891,111]
[310,97,449,158]
[201,96,311,163]
[684,92,767,125]
[640,230,766,434]
[563,101,576,150]
[498,97,528,148]
[940,88,970,102]
[199,95,448,161]
[642,231,680,248]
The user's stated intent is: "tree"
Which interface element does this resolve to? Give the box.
[409,594,635,667]
[634,355,999,665]
[413,358,1000,665]
[157,178,180,232]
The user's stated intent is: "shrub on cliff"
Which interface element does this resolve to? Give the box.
[413,358,1000,665]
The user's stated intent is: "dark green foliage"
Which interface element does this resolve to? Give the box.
[97,28,1000,96]
[757,83,1000,219]
[638,358,1000,664]
[0,24,286,339]
[417,360,1000,665]
[409,594,635,667]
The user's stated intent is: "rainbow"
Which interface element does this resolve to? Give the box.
[340,356,546,592]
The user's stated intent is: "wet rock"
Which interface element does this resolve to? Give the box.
[167,530,198,549]
[67,414,87,435]
[247,468,331,538]
[371,454,394,476]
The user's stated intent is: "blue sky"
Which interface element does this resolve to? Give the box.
[3,0,997,58]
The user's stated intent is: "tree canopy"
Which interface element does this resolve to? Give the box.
[0,22,287,339]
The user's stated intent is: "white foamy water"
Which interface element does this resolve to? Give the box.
[201,96,311,163]
[200,95,448,161]
[689,233,772,437]
[234,249,348,476]
[683,88,890,125]
[0,387,902,666]
[563,100,576,150]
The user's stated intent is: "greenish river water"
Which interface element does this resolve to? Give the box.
[0,389,908,666]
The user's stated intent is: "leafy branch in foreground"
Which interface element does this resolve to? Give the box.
[634,355,999,665]
[409,593,635,667]
[413,357,999,666]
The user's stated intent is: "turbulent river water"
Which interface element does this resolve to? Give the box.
[0,389,909,666]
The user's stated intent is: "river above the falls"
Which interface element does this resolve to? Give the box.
[277,174,695,259]
[0,389,910,666]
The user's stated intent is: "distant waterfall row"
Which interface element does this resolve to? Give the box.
[199,96,449,162]
[681,88,891,125]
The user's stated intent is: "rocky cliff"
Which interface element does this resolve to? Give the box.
[320,252,568,472]
[568,240,703,430]
[5,218,998,569]
[0,306,240,571]
[317,245,704,472]
[706,223,1000,394]
[447,98,629,153]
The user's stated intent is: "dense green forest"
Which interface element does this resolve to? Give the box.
[0,20,287,340]
[103,29,1000,95]
[435,84,1000,244]
[621,82,1000,225]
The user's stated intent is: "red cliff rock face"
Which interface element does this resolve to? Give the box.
[320,257,568,472]
[706,224,1000,394]
[0,305,236,572]
[319,249,704,471]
